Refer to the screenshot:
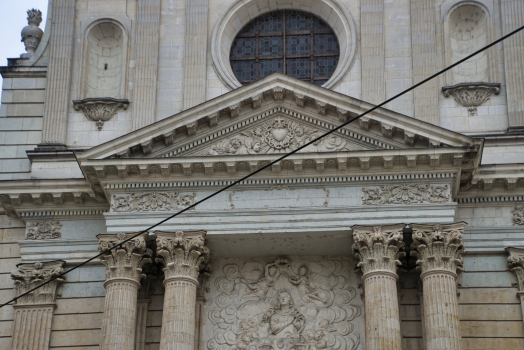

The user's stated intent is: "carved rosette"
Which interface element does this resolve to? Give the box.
[410,223,466,277]
[506,247,524,292]
[21,9,43,55]
[97,232,152,285]
[26,220,62,240]
[352,224,406,278]
[73,98,130,130]
[155,231,210,283]
[11,261,65,305]
[442,82,501,116]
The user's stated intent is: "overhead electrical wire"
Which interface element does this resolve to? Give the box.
[2,24,524,309]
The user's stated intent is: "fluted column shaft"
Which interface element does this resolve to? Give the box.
[156,231,209,350]
[421,270,461,350]
[363,271,402,350]
[98,233,152,350]
[135,299,150,350]
[352,224,406,350]
[100,279,140,350]
[411,223,466,350]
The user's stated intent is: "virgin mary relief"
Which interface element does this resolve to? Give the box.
[204,258,362,350]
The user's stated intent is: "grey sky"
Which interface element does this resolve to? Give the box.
[0,0,48,89]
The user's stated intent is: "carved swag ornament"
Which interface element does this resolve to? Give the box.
[11,261,65,304]
[111,192,196,212]
[26,220,62,240]
[352,224,406,277]
[98,232,152,283]
[197,117,361,156]
[206,257,361,350]
[361,184,450,205]
[73,98,130,131]
[410,223,466,276]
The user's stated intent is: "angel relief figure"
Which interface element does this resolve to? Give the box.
[288,265,328,303]
[262,291,305,338]
[238,261,280,299]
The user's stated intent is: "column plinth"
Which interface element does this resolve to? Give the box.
[155,231,210,350]
[411,223,466,350]
[98,232,152,350]
[352,224,406,350]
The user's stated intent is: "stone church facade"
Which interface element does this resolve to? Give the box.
[1,0,524,349]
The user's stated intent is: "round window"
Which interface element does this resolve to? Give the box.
[230,10,340,87]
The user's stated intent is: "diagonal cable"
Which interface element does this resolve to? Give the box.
[2,24,524,309]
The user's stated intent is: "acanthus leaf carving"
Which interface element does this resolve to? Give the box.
[98,232,152,283]
[361,184,450,205]
[410,223,466,276]
[26,220,62,240]
[206,258,361,350]
[506,247,524,291]
[11,261,65,304]
[155,231,210,281]
[351,224,406,277]
[442,82,501,116]
[197,117,360,156]
[73,98,130,130]
[111,192,197,212]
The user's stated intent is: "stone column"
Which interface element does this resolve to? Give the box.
[10,260,65,350]
[41,0,75,146]
[352,224,406,350]
[505,247,524,320]
[135,264,159,350]
[411,223,466,350]
[155,231,210,350]
[98,233,152,350]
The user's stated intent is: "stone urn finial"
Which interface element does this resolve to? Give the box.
[21,9,43,55]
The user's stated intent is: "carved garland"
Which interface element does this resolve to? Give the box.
[361,184,450,205]
[26,220,62,240]
[111,192,197,212]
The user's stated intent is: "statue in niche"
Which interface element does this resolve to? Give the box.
[262,291,306,337]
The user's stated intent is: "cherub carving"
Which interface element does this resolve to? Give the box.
[238,261,280,299]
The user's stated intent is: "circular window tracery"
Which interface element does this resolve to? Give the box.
[229,10,340,86]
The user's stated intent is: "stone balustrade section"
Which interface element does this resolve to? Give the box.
[352,223,406,350]
[411,222,466,350]
[155,231,209,350]
[97,232,152,350]
[41,0,75,144]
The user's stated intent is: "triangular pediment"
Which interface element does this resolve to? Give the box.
[76,73,476,162]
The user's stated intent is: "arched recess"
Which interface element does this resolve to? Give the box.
[211,0,357,90]
[443,1,496,85]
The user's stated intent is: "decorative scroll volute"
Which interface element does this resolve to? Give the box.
[352,224,406,277]
[506,247,524,291]
[11,261,65,304]
[155,231,210,282]
[410,223,466,276]
[97,232,152,283]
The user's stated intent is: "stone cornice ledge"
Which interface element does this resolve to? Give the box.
[19,238,100,264]
[470,163,524,191]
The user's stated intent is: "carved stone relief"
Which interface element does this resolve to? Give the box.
[111,192,197,212]
[195,117,363,156]
[21,9,43,56]
[204,257,362,350]
[361,184,450,205]
[26,220,62,240]
[11,261,65,304]
[73,98,130,130]
[512,205,524,225]
[442,83,501,116]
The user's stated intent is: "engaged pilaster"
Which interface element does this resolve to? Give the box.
[352,224,406,350]
[10,260,65,350]
[155,231,210,350]
[411,223,466,350]
[98,232,152,350]
[505,247,524,320]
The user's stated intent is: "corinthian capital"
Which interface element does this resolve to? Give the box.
[410,223,466,276]
[506,247,524,291]
[155,231,210,282]
[11,260,65,305]
[352,224,406,277]
[97,232,152,284]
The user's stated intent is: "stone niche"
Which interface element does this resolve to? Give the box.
[85,22,125,98]
[203,256,363,350]
[449,5,489,84]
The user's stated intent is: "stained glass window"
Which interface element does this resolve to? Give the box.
[230,10,340,86]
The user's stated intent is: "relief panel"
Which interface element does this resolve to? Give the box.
[203,257,363,350]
